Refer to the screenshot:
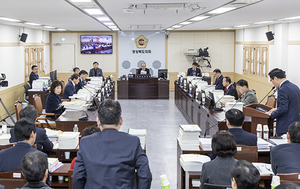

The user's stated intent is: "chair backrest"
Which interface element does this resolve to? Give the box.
[266,95,276,108]
[234,145,258,162]
[204,183,232,189]
[0,143,14,151]
[15,101,23,121]
[68,169,74,189]
[277,172,300,185]
[23,84,30,96]
[0,170,26,188]
[60,80,65,98]
[33,95,43,115]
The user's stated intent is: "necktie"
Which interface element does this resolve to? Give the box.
[225,88,227,92]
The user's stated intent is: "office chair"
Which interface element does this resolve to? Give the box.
[0,170,26,188]
[23,83,30,102]
[234,145,258,163]
[277,172,300,185]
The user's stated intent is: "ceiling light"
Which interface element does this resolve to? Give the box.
[281,16,300,21]
[180,22,192,25]
[111,28,119,31]
[190,16,209,21]
[172,25,182,28]
[220,27,232,30]
[25,22,41,26]
[70,0,92,2]
[208,7,236,14]
[57,29,66,31]
[166,28,173,30]
[97,17,110,21]
[254,21,275,25]
[0,17,21,22]
[234,25,249,28]
[103,22,114,26]
[83,9,103,15]
[108,26,117,29]
[44,26,55,29]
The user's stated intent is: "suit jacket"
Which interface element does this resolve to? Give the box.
[270,80,300,135]
[237,89,258,106]
[271,143,300,175]
[46,92,64,115]
[187,68,202,77]
[89,68,103,77]
[136,68,150,75]
[200,156,237,189]
[0,185,4,189]
[9,127,53,151]
[224,84,238,100]
[63,80,76,99]
[214,75,224,90]
[75,78,85,93]
[29,72,39,87]
[228,127,257,146]
[73,129,152,189]
[21,182,52,189]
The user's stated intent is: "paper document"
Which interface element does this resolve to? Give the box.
[252,163,274,176]
[179,124,201,132]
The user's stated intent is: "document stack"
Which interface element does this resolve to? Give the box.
[48,158,63,173]
[0,134,10,145]
[128,128,146,150]
[252,163,274,176]
[257,138,272,151]
[178,124,201,150]
[58,132,80,149]
[180,154,210,171]
[199,138,212,151]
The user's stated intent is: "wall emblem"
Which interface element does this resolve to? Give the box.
[135,35,148,48]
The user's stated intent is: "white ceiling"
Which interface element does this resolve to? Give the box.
[0,0,300,31]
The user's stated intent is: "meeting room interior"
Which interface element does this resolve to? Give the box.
[0,0,300,189]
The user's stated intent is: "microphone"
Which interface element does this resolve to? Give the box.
[203,119,226,138]
[256,86,275,112]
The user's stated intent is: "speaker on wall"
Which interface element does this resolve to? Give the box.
[20,33,28,42]
[266,31,274,41]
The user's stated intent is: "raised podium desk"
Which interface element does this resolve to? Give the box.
[117,78,169,99]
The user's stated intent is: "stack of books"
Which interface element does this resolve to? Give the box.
[199,138,212,151]
[178,124,201,150]
[48,158,63,173]
[180,154,210,171]
[128,129,146,150]
[257,138,272,151]
[58,132,80,149]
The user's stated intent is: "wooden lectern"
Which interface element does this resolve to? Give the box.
[243,104,274,137]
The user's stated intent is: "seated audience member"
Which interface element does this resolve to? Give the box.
[73,99,152,188]
[213,69,224,90]
[89,62,103,77]
[223,76,238,100]
[271,121,300,175]
[236,79,258,106]
[46,80,65,120]
[70,125,101,169]
[226,109,257,146]
[9,105,53,151]
[63,74,80,99]
[29,65,39,88]
[21,151,51,189]
[187,62,202,77]
[76,70,88,92]
[0,118,47,172]
[275,183,300,189]
[137,62,150,75]
[0,185,3,189]
[231,160,260,189]
[68,67,80,82]
[200,131,237,189]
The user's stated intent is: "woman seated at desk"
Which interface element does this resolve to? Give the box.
[46,80,65,120]
[200,131,237,189]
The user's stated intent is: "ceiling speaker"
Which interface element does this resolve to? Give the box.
[20,33,28,42]
[266,31,274,41]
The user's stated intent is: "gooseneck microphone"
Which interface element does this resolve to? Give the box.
[203,119,226,138]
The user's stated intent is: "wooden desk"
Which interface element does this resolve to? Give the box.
[50,163,71,188]
[28,89,49,109]
[46,148,79,163]
[117,78,169,99]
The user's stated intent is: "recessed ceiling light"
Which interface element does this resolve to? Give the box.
[0,17,21,22]
[208,7,236,14]
[108,26,117,29]
[57,29,66,31]
[281,16,300,21]
[173,25,182,28]
[190,16,209,21]
[254,21,275,25]
[25,22,41,26]
[44,26,55,29]
[83,9,103,15]
[234,25,249,28]
[166,28,173,30]
[97,17,110,21]
[70,0,92,2]
[180,22,192,25]
[112,28,119,31]
[103,22,114,26]
[220,27,232,30]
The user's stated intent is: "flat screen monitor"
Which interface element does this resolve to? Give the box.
[50,70,57,82]
[158,69,168,80]
[80,35,113,54]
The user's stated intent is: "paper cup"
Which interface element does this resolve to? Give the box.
[58,176,64,181]
[160,174,170,188]
[65,152,70,159]
[271,175,280,189]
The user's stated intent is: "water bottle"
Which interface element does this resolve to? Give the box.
[73,124,78,132]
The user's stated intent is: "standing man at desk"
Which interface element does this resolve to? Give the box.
[266,68,300,136]
[29,65,39,87]
[213,69,224,90]
[89,62,103,77]
[187,62,202,76]
[223,76,238,100]
[74,99,152,188]
[236,79,258,106]
[137,62,150,74]
[63,74,80,99]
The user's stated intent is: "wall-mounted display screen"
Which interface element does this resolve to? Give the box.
[80,35,112,54]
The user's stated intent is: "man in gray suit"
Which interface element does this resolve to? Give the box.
[236,79,258,106]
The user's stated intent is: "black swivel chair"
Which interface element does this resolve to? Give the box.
[23,83,30,102]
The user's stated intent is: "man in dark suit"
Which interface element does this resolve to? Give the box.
[73,99,152,188]
[9,105,53,151]
[63,74,80,99]
[136,62,150,74]
[271,121,300,175]
[76,70,88,92]
[266,68,300,136]
[29,65,39,87]
[89,62,103,77]
[223,76,238,100]
[226,109,257,146]
[213,69,224,90]
[187,62,202,77]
